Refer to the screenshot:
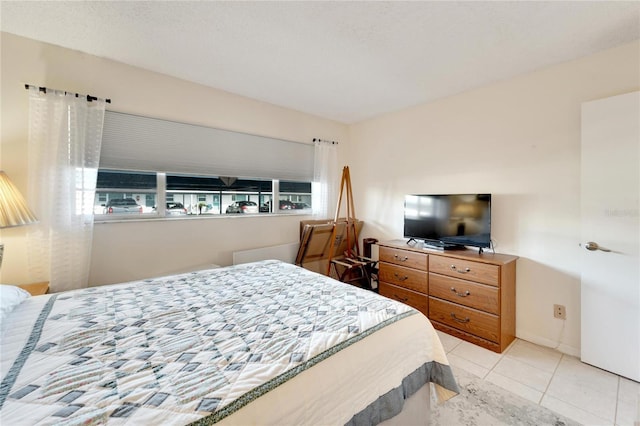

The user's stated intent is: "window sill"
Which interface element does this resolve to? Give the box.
[94,211,312,224]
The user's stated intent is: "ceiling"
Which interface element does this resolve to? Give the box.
[1,1,639,124]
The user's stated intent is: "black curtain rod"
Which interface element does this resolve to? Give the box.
[313,138,338,145]
[24,84,111,104]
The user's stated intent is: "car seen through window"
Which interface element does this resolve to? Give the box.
[225,201,259,214]
[165,202,188,216]
[103,198,143,214]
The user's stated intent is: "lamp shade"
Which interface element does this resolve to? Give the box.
[0,171,38,228]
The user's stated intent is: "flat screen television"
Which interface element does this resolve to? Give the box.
[403,194,492,251]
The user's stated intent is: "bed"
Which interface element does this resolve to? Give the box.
[0,260,458,425]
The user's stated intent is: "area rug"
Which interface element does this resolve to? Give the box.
[430,367,581,426]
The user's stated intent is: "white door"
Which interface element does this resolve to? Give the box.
[581,91,639,382]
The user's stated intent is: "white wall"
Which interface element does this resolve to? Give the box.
[348,40,640,356]
[0,32,348,286]
[90,215,306,285]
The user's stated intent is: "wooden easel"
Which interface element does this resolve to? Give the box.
[326,167,376,288]
[327,166,358,274]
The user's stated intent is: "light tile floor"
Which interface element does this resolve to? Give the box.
[436,331,640,426]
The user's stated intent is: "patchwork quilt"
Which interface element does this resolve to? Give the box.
[0,260,425,425]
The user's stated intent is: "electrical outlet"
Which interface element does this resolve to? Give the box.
[554,304,566,320]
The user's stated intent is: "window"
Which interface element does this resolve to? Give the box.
[96,111,314,219]
[95,171,311,218]
[166,175,272,215]
[95,170,156,215]
[279,181,312,211]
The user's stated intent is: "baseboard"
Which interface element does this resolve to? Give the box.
[516,330,580,358]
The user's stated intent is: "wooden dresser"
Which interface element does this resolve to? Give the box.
[377,240,517,353]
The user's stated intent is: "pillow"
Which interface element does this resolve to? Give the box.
[0,284,31,324]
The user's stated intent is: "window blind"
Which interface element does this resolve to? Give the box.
[100,111,314,181]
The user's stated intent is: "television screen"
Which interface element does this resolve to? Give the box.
[403,194,491,249]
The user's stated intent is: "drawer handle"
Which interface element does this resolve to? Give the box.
[394,254,409,262]
[394,273,409,281]
[450,287,471,297]
[393,294,409,303]
[450,265,471,274]
[450,313,470,323]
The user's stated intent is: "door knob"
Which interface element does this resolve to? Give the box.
[583,241,611,252]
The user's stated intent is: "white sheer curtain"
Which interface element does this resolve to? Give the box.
[312,140,339,218]
[26,87,106,292]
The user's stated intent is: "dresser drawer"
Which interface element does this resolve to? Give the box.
[379,246,428,271]
[429,297,499,342]
[429,255,499,286]
[429,273,499,314]
[379,263,428,294]
[380,282,428,316]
